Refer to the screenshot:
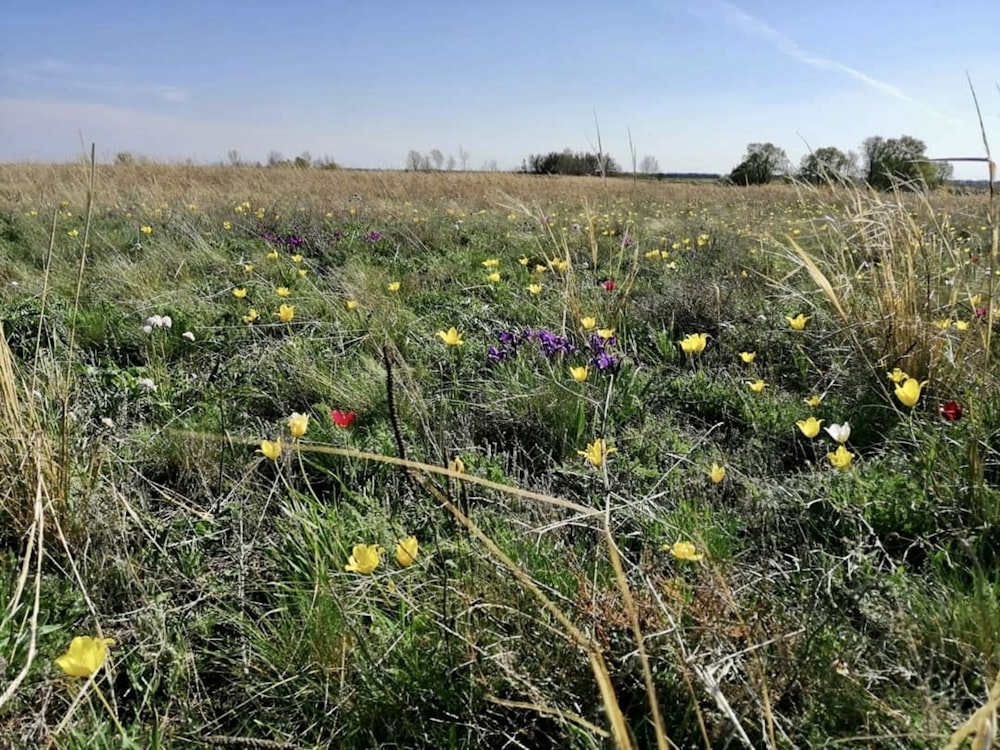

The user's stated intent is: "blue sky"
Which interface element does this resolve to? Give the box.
[2,0,998,178]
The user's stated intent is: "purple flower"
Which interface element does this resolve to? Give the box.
[332,230,345,240]
[497,330,520,347]
[593,351,619,371]
[364,230,382,242]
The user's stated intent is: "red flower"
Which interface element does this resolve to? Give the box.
[330,409,356,428]
[939,400,962,422]
[602,279,617,291]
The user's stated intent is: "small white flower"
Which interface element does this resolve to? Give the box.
[160,315,172,329]
[824,422,851,444]
[142,325,153,334]
[137,377,157,392]
[146,315,163,328]
[100,417,115,429]
[182,331,195,341]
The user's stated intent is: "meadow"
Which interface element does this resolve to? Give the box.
[0,162,997,749]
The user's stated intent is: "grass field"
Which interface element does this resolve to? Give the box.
[0,162,998,749]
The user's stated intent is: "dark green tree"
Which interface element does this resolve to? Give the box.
[522,148,621,176]
[729,143,790,185]
[862,135,947,189]
[799,147,859,184]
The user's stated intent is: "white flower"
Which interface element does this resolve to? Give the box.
[146,315,163,328]
[100,417,115,429]
[160,316,172,329]
[824,422,851,444]
[142,325,153,334]
[182,331,195,341]
[137,377,157,392]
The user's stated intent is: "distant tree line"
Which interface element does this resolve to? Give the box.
[404,147,471,171]
[727,135,953,189]
[520,148,622,176]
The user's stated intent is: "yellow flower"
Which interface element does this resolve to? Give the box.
[578,439,616,468]
[288,412,309,439]
[527,283,542,295]
[276,286,291,297]
[487,272,501,283]
[739,351,756,364]
[894,377,927,408]
[804,394,823,408]
[534,264,547,274]
[277,304,295,322]
[747,379,767,393]
[140,225,153,235]
[266,249,279,261]
[481,258,499,268]
[223,221,233,231]
[678,333,708,355]
[795,417,824,439]
[291,254,303,263]
[255,207,265,219]
[298,269,308,278]
[395,536,419,567]
[886,368,908,384]
[243,263,255,273]
[518,256,530,266]
[826,444,854,470]
[67,228,79,238]
[570,366,589,383]
[387,281,401,293]
[934,318,951,330]
[786,313,809,330]
[55,636,115,678]
[437,327,464,346]
[242,308,259,323]
[580,316,597,331]
[232,287,248,299]
[597,328,616,340]
[258,439,282,461]
[709,462,726,484]
[449,456,466,474]
[954,320,970,331]
[346,299,358,311]
[665,541,704,562]
[345,543,384,574]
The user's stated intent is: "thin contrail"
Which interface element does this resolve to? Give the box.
[692,0,962,126]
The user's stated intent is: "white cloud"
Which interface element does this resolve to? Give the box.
[2,58,190,107]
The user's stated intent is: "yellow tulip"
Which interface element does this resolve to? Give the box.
[570,366,589,383]
[796,417,824,439]
[597,328,616,340]
[140,225,153,235]
[580,316,597,331]
[678,333,708,355]
[276,304,295,322]
[291,254,303,263]
[804,394,823,408]
[387,281,401,293]
[786,313,809,330]
[578,439,616,468]
[518,256,530,266]
[243,263,255,273]
[527,284,542,295]
[709,462,725,484]
[276,286,291,297]
[242,308,259,323]
[747,379,767,393]
[55,636,115,678]
[437,327,464,346]
[346,299,358,311]
[481,258,499,268]
[395,536,419,567]
[487,272,501,283]
[288,412,309,439]
[664,541,704,561]
[826,444,854,470]
[232,287,248,299]
[345,543,384,574]
[894,377,927,408]
[954,320,970,331]
[739,351,756,364]
[448,456,466,474]
[266,249,279,261]
[258,439,282,461]
[223,221,233,231]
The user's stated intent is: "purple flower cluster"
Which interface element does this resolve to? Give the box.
[488,330,522,363]
[364,230,383,242]
[262,232,304,248]
[587,333,620,372]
